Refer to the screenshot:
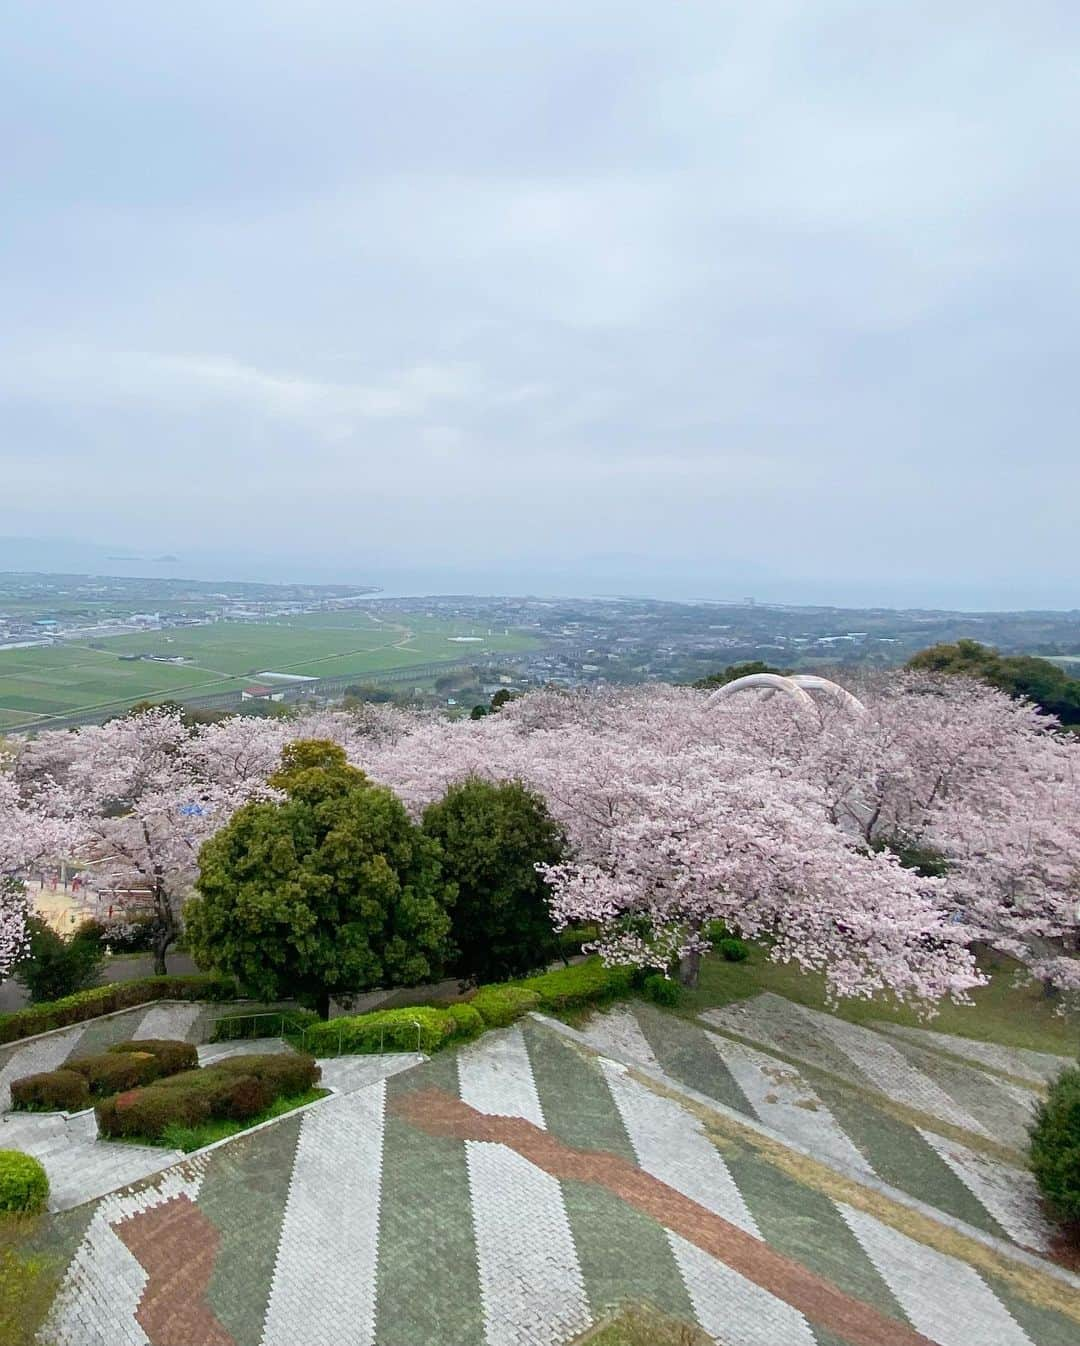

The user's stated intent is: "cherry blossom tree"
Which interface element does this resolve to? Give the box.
[0,768,73,979]
[3,672,1074,1006]
[8,711,288,974]
[704,673,1080,996]
[3,704,416,976]
[354,684,983,1005]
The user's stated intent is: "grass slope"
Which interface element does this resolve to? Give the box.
[679,947,1079,1059]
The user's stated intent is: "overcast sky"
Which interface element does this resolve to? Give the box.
[2,2,1077,607]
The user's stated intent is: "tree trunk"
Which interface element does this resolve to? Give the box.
[152,919,175,977]
[315,989,331,1020]
[679,946,701,988]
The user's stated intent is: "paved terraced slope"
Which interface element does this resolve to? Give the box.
[34,1016,1080,1346]
[578,1000,1063,1258]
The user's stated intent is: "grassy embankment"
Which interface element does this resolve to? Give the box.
[679,944,1079,1058]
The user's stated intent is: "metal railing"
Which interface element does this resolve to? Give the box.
[211,1011,305,1043]
[298,1018,425,1056]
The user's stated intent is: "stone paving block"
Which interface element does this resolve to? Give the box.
[838,1202,1035,1346]
[874,1024,1072,1087]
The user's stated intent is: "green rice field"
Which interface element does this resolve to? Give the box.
[0,611,537,728]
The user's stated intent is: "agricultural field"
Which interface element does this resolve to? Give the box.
[0,611,538,729]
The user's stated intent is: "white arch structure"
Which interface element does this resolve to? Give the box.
[707,672,866,716]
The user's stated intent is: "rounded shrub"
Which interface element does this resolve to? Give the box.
[214,1074,274,1122]
[67,1051,161,1097]
[0,1151,49,1214]
[1030,1064,1080,1226]
[443,1002,484,1040]
[109,1039,198,1076]
[9,1069,90,1114]
[718,937,750,963]
[94,1057,309,1142]
[97,1085,213,1141]
[642,974,682,1008]
[211,1053,320,1096]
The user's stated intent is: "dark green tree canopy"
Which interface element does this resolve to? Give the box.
[15,915,104,1004]
[691,661,785,691]
[421,776,564,986]
[907,640,1080,725]
[185,740,454,1016]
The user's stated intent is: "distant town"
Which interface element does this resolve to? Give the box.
[1,571,1078,732]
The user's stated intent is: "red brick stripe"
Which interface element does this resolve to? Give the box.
[113,1194,234,1346]
[393,1086,937,1346]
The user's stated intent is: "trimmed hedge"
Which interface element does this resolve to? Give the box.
[211,1053,321,1097]
[9,1069,90,1114]
[718,937,749,963]
[1030,1064,1080,1225]
[0,1152,49,1214]
[96,1053,320,1141]
[469,985,540,1028]
[443,1002,484,1040]
[0,975,238,1046]
[517,959,633,1012]
[67,1051,162,1097]
[109,1039,198,1074]
[302,1007,459,1056]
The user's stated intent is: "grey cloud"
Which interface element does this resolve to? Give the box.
[2,1,1078,606]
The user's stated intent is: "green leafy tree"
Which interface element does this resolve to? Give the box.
[1030,1064,1080,1226]
[692,661,785,691]
[908,640,1080,725]
[422,777,563,985]
[14,917,104,1003]
[185,740,454,1017]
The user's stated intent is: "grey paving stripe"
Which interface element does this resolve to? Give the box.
[838,1203,1035,1346]
[261,1087,386,1346]
[199,1112,302,1346]
[46,1160,211,1346]
[979,1270,1080,1346]
[880,1032,1038,1149]
[64,1008,152,1061]
[458,1026,590,1346]
[131,1003,203,1042]
[701,995,861,1082]
[599,1057,817,1345]
[702,1028,876,1180]
[316,1052,423,1094]
[785,1003,992,1138]
[576,1005,662,1069]
[874,1024,1072,1087]
[670,1233,818,1346]
[374,1054,485,1346]
[457,1024,547,1125]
